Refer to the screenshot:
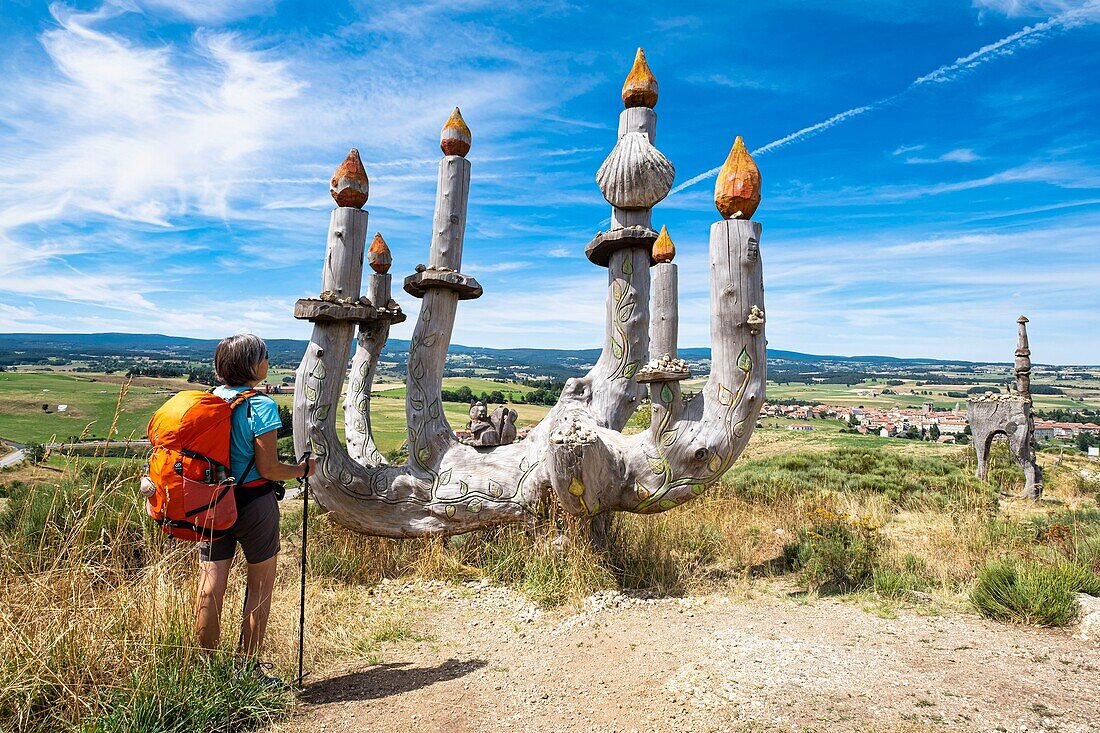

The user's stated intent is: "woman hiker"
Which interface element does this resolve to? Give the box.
[196,334,315,677]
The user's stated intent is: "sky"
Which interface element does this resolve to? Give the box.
[0,0,1097,364]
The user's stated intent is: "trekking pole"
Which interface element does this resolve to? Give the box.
[297,450,311,689]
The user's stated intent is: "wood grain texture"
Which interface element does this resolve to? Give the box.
[429,157,471,271]
[344,273,392,467]
[322,208,368,298]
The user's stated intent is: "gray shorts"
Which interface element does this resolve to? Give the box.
[198,490,281,564]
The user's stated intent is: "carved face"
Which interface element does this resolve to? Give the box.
[470,401,487,421]
[746,237,759,262]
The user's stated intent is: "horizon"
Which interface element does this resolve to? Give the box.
[3,330,1099,367]
[1,1,1098,362]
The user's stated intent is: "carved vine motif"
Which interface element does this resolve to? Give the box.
[635,348,752,512]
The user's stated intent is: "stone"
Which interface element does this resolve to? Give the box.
[330,148,369,209]
[714,136,760,220]
[440,107,472,158]
[368,232,392,274]
[622,47,658,108]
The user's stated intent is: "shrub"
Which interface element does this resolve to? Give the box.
[783,509,883,591]
[873,555,931,598]
[970,560,1100,626]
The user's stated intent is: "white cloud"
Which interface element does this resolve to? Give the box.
[905,148,983,163]
[973,0,1100,20]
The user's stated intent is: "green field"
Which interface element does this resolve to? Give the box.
[0,372,549,456]
[0,372,175,444]
[374,377,538,402]
[687,377,1100,411]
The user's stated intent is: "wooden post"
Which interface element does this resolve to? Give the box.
[405,144,472,470]
[648,261,681,435]
[322,208,367,297]
[345,270,393,466]
[293,206,367,469]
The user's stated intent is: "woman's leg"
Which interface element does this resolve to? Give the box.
[239,554,278,656]
[196,558,233,651]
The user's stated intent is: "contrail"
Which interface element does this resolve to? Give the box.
[667,7,1095,196]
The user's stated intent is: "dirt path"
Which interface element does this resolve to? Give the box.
[272,581,1100,733]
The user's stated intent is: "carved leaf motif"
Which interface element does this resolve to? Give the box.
[568,478,585,496]
[429,401,440,419]
[519,457,530,472]
[340,469,353,486]
[468,499,483,513]
[622,258,633,276]
[359,361,370,377]
[611,338,623,360]
[733,420,746,437]
[459,480,470,495]
[661,384,674,404]
[422,334,438,347]
[312,363,326,380]
[411,397,424,411]
[417,445,431,465]
[305,384,318,402]
[707,453,723,473]
[489,480,503,497]
[661,429,678,447]
[617,301,635,323]
[612,280,624,302]
[412,361,426,380]
[350,380,361,394]
[737,347,752,373]
[636,484,650,500]
[691,483,707,496]
[314,404,330,421]
[445,505,456,518]
[438,468,452,485]
[659,498,677,510]
[718,385,734,406]
[358,396,368,412]
[421,306,431,321]
[623,360,640,379]
[646,454,664,473]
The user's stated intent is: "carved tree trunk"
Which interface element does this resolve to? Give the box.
[292,56,767,537]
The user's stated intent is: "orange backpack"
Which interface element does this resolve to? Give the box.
[145,389,257,542]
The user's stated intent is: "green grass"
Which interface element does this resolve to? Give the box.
[728,447,996,509]
[80,651,290,733]
[0,373,168,444]
[970,560,1100,626]
[373,377,538,401]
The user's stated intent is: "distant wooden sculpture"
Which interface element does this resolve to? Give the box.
[293,49,767,536]
[967,316,1043,500]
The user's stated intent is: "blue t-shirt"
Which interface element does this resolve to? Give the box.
[213,386,283,485]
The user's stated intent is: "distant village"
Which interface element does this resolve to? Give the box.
[761,399,1100,446]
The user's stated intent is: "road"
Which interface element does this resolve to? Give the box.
[0,440,24,468]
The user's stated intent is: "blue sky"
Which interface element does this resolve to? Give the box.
[0,0,1097,364]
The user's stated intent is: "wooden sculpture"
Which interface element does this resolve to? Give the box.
[967,316,1043,499]
[293,50,768,536]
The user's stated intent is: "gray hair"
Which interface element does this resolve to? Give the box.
[214,333,268,387]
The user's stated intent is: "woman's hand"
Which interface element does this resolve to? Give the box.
[298,456,317,479]
[254,430,315,483]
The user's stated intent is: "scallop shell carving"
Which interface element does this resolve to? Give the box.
[596,132,675,210]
